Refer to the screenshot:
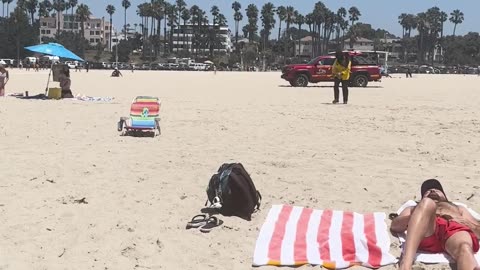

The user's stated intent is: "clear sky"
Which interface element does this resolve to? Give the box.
[31,0,480,37]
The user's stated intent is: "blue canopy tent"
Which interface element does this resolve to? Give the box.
[24,43,84,94]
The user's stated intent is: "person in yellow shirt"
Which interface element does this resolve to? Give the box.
[331,51,351,104]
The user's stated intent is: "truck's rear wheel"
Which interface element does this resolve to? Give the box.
[293,74,308,87]
[353,74,368,87]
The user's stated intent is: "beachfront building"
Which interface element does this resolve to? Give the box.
[343,37,375,51]
[39,14,113,48]
[170,24,233,54]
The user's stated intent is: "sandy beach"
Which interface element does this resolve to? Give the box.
[1,69,479,270]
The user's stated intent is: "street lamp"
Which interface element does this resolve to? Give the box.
[240,50,244,71]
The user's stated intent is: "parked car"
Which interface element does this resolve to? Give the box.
[281,52,382,87]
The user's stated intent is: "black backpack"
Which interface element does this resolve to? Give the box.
[206,163,261,221]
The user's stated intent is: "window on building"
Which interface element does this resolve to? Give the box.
[90,31,94,35]
[105,26,109,30]
[42,22,47,27]
[90,38,94,43]
[46,30,51,34]
[97,23,101,28]
[96,31,100,35]
[95,38,100,43]
[41,30,45,34]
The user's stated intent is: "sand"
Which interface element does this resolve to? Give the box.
[0,69,479,270]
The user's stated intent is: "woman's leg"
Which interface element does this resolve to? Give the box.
[333,78,340,103]
[341,80,349,104]
[0,85,5,96]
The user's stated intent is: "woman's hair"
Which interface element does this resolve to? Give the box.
[335,50,344,61]
[341,52,351,67]
[63,67,70,78]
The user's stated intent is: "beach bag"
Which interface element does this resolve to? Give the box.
[206,163,261,220]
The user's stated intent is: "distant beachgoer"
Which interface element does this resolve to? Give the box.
[213,65,217,75]
[332,51,351,104]
[111,68,122,77]
[406,67,413,78]
[0,65,10,96]
[86,62,89,73]
[59,67,73,98]
[131,64,134,73]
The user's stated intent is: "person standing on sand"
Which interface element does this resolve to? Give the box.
[0,65,10,96]
[331,51,351,104]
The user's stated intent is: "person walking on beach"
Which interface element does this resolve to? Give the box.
[332,51,351,104]
[0,65,10,96]
[406,67,413,78]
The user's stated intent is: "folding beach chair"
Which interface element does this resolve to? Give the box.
[118,96,161,137]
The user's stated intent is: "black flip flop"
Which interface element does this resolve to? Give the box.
[186,214,209,229]
[199,216,223,233]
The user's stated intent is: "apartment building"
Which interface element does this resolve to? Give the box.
[170,24,233,53]
[39,13,114,48]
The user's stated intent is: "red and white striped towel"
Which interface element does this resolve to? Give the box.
[253,205,397,269]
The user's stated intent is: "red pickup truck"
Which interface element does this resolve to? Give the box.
[281,52,382,87]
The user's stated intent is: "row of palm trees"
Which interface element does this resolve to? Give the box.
[398,7,464,62]
[9,0,468,63]
[107,1,363,58]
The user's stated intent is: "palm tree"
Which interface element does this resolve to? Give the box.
[276,6,286,40]
[106,4,115,51]
[121,0,131,37]
[25,0,38,25]
[166,3,177,53]
[348,6,360,26]
[398,13,407,39]
[6,0,13,17]
[52,0,65,33]
[439,11,447,38]
[2,0,6,17]
[260,2,275,51]
[211,5,219,25]
[295,12,304,56]
[76,3,91,55]
[449,9,464,36]
[175,0,186,52]
[231,1,242,48]
[284,6,295,58]
[245,4,258,42]
[189,5,200,56]
[180,8,190,52]
[68,0,77,30]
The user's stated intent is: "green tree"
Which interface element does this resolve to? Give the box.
[25,0,38,25]
[175,0,186,53]
[52,0,65,33]
[210,5,219,25]
[68,0,76,30]
[276,6,286,40]
[106,4,115,51]
[121,0,131,36]
[294,11,304,56]
[245,4,258,42]
[75,3,90,56]
[449,9,464,36]
[260,2,275,51]
[348,6,360,26]
[231,1,242,48]
[180,8,190,52]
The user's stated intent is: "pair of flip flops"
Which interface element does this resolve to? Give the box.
[186,214,223,233]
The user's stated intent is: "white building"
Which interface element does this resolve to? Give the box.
[170,24,232,54]
[343,37,375,51]
[39,14,113,48]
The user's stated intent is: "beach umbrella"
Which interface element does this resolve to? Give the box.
[24,43,84,94]
[24,43,84,62]
[204,60,214,65]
